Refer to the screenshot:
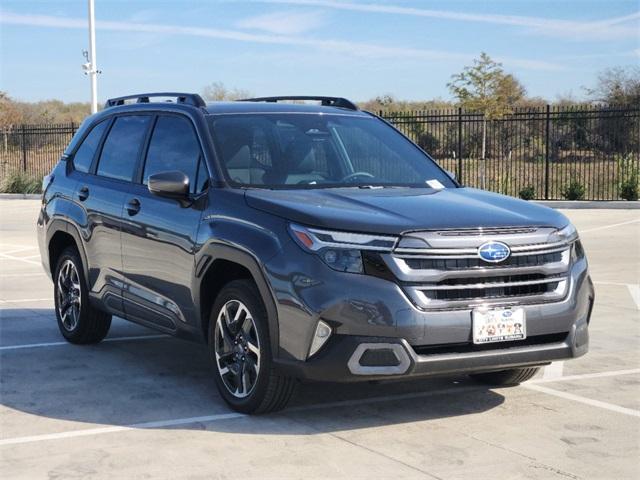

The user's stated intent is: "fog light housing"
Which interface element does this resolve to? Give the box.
[309,320,332,357]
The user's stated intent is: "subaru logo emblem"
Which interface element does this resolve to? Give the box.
[478,241,511,263]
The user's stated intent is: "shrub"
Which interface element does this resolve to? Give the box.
[0,171,42,194]
[518,185,536,200]
[616,154,639,201]
[620,176,639,201]
[561,180,586,200]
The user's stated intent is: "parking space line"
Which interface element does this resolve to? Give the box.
[532,368,640,384]
[542,362,564,380]
[0,298,52,304]
[1,247,38,256]
[1,367,639,447]
[0,273,46,278]
[580,219,640,233]
[0,386,478,447]
[0,253,41,266]
[0,334,168,351]
[593,282,640,310]
[523,383,640,418]
[627,284,640,310]
[0,412,246,447]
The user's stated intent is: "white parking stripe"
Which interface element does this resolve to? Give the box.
[0,334,168,351]
[0,273,46,278]
[0,386,477,447]
[580,218,640,233]
[523,383,640,418]
[532,368,640,384]
[0,298,51,304]
[1,369,639,447]
[0,253,41,266]
[542,362,564,380]
[626,284,640,310]
[0,412,246,446]
[593,282,640,310]
[1,247,38,255]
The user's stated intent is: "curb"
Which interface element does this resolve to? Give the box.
[0,194,41,200]
[535,200,640,210]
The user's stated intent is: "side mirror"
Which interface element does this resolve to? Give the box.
[148,171,190,198]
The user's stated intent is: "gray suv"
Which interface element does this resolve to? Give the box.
[37,93,594,413]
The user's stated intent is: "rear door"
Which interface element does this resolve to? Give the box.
[120,113,209,332]
[76,114,152,313]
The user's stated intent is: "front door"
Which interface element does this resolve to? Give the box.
[120,114,209,332]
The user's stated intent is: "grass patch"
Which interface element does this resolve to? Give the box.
[0,171,42,194]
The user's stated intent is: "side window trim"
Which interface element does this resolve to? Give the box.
[139,112,207,194]
[92,113,154,182]
[88,116,116,174]
[69,117,113,174]
[134,114,159,185]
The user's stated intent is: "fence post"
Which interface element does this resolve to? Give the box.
[21,124,27,173]
[457,107,463,184]
[71,121,76,135]
[544,104,550,199]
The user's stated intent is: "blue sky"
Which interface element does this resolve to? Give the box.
[1,0,639,103]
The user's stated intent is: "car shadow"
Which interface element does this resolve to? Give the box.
[0,308,505,436]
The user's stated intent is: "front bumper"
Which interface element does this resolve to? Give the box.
[267,240,594,382]
[276,310,590,382]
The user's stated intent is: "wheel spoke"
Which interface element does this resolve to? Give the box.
[217,317,234,350]
[213,299,261,399]
[246,339,260,359]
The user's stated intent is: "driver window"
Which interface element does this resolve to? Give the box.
[143,115,201,193]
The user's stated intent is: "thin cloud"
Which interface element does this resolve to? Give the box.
[252,0,640,40]
[0,11,563,71]
[236,10,326,35]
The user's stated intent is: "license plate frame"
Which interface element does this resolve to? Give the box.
[472,307,526,344]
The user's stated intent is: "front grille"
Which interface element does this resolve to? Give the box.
[405,251,563,271]
[420,280,560,302]
[412,332,569,356]
[383,227,572,309]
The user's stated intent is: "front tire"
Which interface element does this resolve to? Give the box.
[53,246,111,344]
[209,279,295,414]
[470,367,540,386]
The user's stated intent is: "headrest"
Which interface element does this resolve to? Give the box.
[226,145,251,169]
[284,135,314,174]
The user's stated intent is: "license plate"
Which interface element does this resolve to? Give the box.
[472,307,526,344]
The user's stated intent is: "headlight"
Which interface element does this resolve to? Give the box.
[550,223,579,244]
[289,224,397,274]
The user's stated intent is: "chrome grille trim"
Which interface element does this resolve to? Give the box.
[386,226,573,309]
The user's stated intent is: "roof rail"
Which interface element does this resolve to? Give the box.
[104,92,206,109]
[239,96,358,111]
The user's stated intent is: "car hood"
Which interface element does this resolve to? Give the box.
[244,187,569,235]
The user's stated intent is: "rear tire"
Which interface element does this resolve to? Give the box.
[470,367,540,386]
[53,246,111,344]
[209,279,295,414]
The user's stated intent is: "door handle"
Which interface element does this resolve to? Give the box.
[78,186,89,201]
[126,198,141,216]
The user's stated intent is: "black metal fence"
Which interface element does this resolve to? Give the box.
[1,123,78,180]
[1,105,638,200]
[383,105,639,200]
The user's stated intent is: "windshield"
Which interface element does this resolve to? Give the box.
[208,113,456,189]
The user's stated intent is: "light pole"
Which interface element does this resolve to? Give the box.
[85,0,99,113]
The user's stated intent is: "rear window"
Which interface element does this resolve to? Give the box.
[72,120,109,173]
[97,115,151,181]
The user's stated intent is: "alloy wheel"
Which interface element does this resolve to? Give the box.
[214,300,261,398]
[56,259,82,331]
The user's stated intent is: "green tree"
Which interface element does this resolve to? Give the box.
[448,52,526,188]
